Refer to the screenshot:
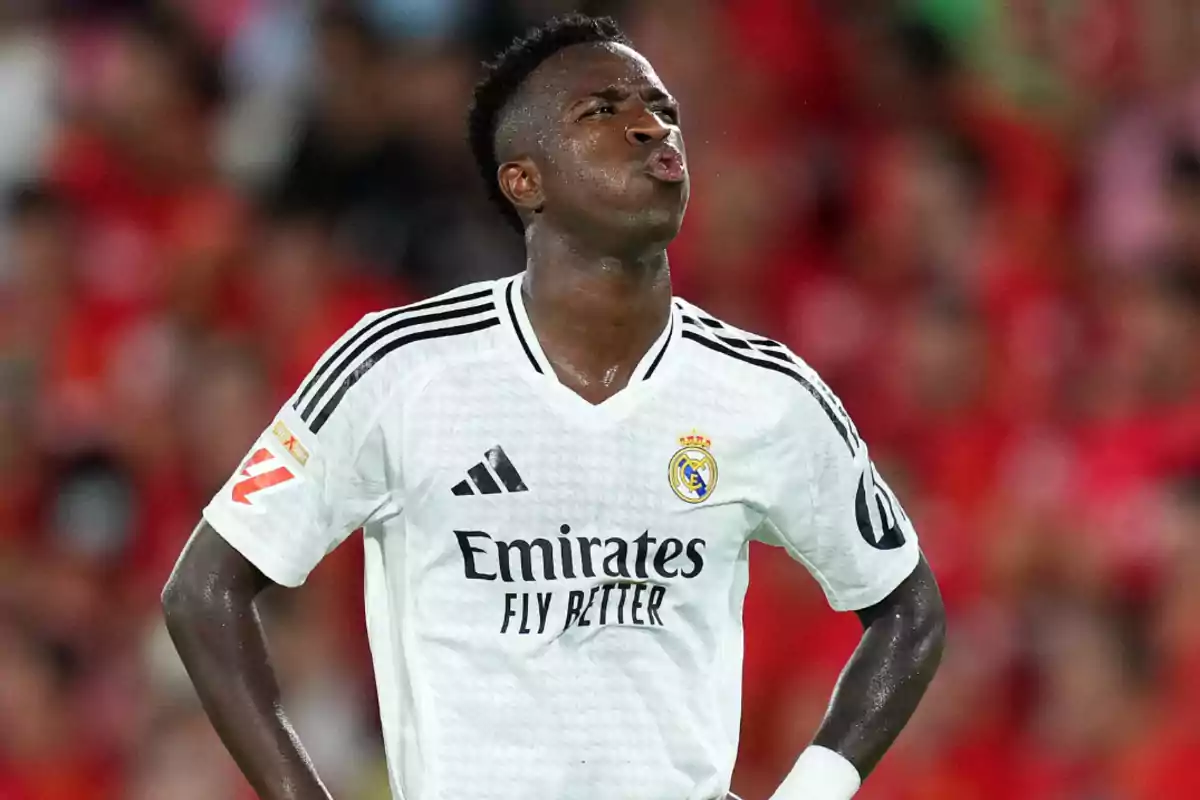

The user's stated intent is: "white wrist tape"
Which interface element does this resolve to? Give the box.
[769,745,862,800]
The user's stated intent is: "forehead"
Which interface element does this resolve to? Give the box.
[530,42,668,103]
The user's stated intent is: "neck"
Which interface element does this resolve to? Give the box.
[521,229,673,388]
[524,228,671,327]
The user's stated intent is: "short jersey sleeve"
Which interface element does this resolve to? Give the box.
[755,362,920,612]
[203,319,402,587]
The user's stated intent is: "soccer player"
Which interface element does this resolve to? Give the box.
[162,14,945,800]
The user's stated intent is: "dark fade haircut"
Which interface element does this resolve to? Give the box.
[468,14,631,233]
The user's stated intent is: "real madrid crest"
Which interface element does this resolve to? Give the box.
[669,431,718,504]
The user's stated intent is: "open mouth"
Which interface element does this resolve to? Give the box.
[645,146,687,183]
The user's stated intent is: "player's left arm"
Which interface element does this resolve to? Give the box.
[804,553,944,786]
[757,368,946,799]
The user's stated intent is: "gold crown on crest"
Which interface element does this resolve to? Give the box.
[678,431,712,450]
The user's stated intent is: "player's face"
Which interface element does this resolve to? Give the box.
[535,43,689,247]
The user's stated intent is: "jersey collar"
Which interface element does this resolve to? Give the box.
[497,272,680,386]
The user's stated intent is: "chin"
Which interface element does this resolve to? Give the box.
[624,191,689,244]
[612,207,684,250]
[568,183,688,251]
[647,211,686,243]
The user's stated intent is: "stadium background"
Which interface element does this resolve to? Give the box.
[0,0,1198,797]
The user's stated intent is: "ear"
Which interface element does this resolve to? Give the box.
[497,158,543,215]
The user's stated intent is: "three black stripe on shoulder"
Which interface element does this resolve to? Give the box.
[679,316,859,455]
[294,288,498,433]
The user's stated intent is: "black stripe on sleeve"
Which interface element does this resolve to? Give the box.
[399,287,495,314]
[505,280,543,374]
[815,375,862,449]
[680,316,858,444]
[679,314,780,346]
[301,301,494,422]
[680,329,855,454]
[680,317,791,362]
[309,317,500,433]
[293,288,493,411]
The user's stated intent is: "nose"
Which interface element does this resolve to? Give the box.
[625,111,671,146]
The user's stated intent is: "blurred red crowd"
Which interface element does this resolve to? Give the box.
[0,1,1197,799]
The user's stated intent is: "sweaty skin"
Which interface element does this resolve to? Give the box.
[163,40,946,799]
[820,555,944,775]
[163,523,331,800]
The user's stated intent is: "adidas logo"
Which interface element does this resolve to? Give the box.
[451,445,528,496]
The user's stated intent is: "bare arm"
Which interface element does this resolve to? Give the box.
[814,553,946,776]
[161,521,332,800]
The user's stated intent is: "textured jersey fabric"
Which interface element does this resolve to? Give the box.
[203,272,920,800]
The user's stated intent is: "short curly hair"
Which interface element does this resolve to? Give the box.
[468,14,631,234]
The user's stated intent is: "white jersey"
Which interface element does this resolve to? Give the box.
[203,272,920,800]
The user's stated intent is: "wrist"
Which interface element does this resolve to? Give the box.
[769,745,861,800]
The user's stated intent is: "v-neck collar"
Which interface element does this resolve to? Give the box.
[496,272,680,418]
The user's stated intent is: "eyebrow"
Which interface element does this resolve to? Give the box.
[579,85,677,105]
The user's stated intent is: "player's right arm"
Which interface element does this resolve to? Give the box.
[163,315,400,799]
[162,522,332,800]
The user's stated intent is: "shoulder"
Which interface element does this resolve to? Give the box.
[673,298,859,454]
[357,277,505,366]
[673,296,814,389]
[289,278,505,437]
